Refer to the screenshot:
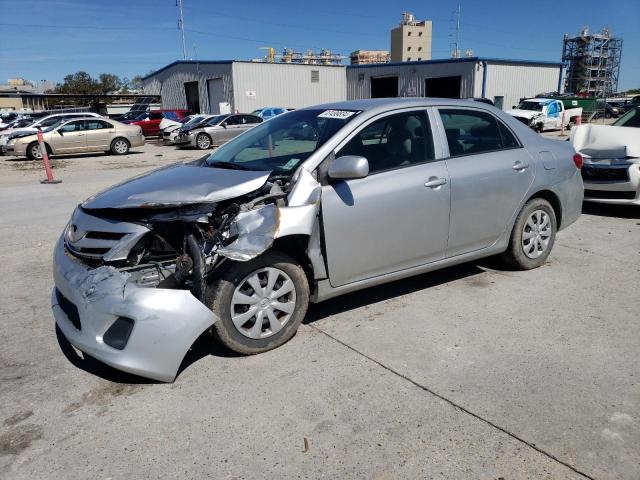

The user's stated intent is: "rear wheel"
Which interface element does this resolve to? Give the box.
[208,251,309,354]
[502,198,556,270]
[195,133,212,150]
[110,138,130,155]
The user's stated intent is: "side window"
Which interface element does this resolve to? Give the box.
[225,116,240,126]
[243,115,261,124]
[86,120,112,130]
[338,111,435,174]
[59,120,86,133]
[497,121,520,149]
[164,111,179,121]
[439,109,506,156]
[547,102,559,117]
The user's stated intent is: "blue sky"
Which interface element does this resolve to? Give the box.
[0,0,638,89]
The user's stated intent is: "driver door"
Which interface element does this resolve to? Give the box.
[320,110,451,287]
[54,120,87,153]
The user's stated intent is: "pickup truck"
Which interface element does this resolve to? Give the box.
[506,98,582,132]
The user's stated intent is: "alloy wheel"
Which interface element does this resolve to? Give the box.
[31,144,43,159]
[113,140,128,154]
[197,134,210,149]
[230,267,296,339]
[521,209,552,259]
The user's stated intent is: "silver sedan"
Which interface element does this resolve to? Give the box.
[174,113,263,149]
[52,98,583,381]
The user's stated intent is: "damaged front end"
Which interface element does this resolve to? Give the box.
[52,161,322,382]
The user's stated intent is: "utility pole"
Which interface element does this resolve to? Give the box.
[453,3,461,58]
[177,0,187,60]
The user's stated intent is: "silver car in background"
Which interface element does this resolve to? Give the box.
[174,113,263,149]
[52,98,583,382]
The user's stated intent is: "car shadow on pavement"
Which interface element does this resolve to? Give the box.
[305,262,484,324]
[4,151,143,162]
[582,201,640,219]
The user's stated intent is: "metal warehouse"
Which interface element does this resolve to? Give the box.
[142,60,346,114]
[346,57,563,110]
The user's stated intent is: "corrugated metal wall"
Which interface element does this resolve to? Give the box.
[232,62,346,112]
[142,63,234,113]
[346,62,477,99]
[477,62,562,110]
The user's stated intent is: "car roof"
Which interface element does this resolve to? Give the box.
[303,97,502,116]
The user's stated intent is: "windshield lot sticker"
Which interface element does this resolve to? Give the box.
[283,158,300,170]
[318,110,358,119]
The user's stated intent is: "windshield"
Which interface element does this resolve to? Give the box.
[182,115,210,128]
[42,119,69,132]
[205,109,360,173]
[517,101,545,111]
[613,107,640,128]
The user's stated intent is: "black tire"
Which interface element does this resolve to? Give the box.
[195,132,212,150]
[207,251,309,354]
[110,137,130,155]
[26,141,49,160]
[502,198,557,270]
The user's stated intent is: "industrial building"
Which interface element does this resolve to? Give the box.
[142,60,346,114]
[143,56,562,115]
[350,50,391,65]
[390,12,432,62]
[346,57,563,110]
[561,26,622,95]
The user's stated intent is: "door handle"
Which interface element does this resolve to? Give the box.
[512,161,529,171]
[424,177,447,188]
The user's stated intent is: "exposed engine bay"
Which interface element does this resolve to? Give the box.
[64,159,323,305]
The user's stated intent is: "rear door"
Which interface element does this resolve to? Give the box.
[85,119,115,150]
[54,120,87,153]
[320,109,451,287]
[436,107,534,256]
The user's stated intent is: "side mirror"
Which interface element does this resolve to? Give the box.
[512,105,516,109]
[328,155,369,180]
[221,122,227,129]
[58,130,64,136]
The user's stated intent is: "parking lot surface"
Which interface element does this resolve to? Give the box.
[1,142,638,479]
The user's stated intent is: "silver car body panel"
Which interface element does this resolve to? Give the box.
[52,237,216,382]
[81,163,271,209]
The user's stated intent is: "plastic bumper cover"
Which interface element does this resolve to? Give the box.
[51,236,217,382]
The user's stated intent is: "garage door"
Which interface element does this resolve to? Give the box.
[425,76,462,99]
[371,76,399,98]
[207,78,224,114]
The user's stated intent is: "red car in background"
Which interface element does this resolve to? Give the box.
[126,109,190,137]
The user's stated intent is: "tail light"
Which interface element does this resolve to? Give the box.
[573,153,583,169]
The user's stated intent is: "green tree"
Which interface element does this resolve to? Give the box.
[98,73,123,94]
[53,71,100,94]
[128,75,144,92]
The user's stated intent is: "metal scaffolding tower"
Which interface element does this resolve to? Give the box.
[562,26,623,96]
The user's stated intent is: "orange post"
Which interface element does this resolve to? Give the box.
[38,129,61,184]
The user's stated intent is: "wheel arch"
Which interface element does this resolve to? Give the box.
[525,189,563,228]
[111,136,130,147]
[27,140,53,156]
[271,234,316,295]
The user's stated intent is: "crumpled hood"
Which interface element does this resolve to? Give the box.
[506,109,541,120]
[82,162,271,209]
[571,124,640,159]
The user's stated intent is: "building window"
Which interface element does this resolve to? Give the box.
[407,46,411,51]
[418,46,422,51]
[417,58,422,61]
[407,57,411,61]
[418,31,423,36]
[311,70,319,83]
[407,31,412,36]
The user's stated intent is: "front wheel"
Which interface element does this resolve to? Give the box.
[208,251,309,354]
[502,198,557,270]
[195,133,212,150]
[110,138,130,155]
